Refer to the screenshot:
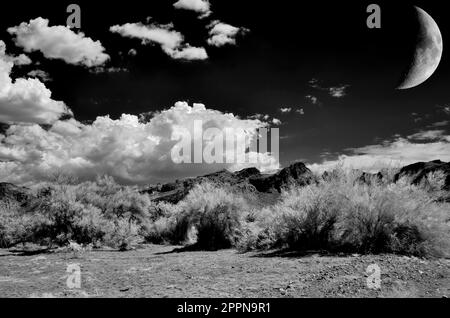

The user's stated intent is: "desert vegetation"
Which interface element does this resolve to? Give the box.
[1,167,449,258]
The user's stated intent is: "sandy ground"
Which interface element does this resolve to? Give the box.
[0,244,448,298]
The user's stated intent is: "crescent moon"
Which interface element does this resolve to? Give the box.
[397,6,443,89]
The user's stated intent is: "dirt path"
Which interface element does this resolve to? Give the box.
[0,245,448,298]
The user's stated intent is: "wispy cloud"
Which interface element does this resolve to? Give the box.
[279,107,292,113]
[309,78,350,98]
[27,69,52,82]
[328,85,350,98]
[296,108,305,115]
[305,95,319,105]
[431,121,449,127]
[110,20,208,61]
[308,129,450,173]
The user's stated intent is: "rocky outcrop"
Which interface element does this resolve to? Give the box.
[142,167,263,203]
[249,162,314,193]
[394,160,450,190]
[142,163,315,203]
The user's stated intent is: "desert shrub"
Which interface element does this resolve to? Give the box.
[179,182,247,249]
[11,176,158,249]
[72,205,113,245]
[102,188,152,221]
[419,170,447,197]
[103,218,139,251]
[239,168,450,258]
[142,216,183,244]
[0,201,50,247]
[143,182,248,250]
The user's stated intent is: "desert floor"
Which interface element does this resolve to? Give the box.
[0,244,448,298]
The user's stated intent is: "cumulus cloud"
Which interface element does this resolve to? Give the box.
[110,21,208,60]
[272,118,282,125]
[8,17,110,67]
[0,41,72,125]
[0,41,32,66]
[0,102,279,185]
[308,129,450,173]
[173,0,212,18]
[13,54,32,66]
[279,107,292,113]
[207,20,249,47]
[168,45,208,60]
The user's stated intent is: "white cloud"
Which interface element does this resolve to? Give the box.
[110,21,208,60]
[249,114,270,121]
[308,130,450,173]
[105,67,128,73]
[128,48,137,56]
[279,107,292,113]
[0,102,279,185]
[308,79,350,98]
[272,118,282,125]
[328,85,349,98]
[27,69,51,82]
[296,108,305,115]
[0,41,32,66]
[207,20,249,47]
[173,0,211,18]
[408,130,446,141]
[431,121,449,127]
[13,54,32,66]
[305,95,318,105]
[111,22,183,48]
[0,41,71,125]
[8,18,110,67]
[168,45,208,60]
[439,105,450,115]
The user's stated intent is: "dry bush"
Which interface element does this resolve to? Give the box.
[2,175,157,249]
[103,218,140,251]
[144,182,249,250]
[0,201,49,247]
[239,168,450,258]
[3,168,448,258]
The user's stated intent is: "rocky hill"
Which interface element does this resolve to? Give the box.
[394,160,450,190]
[142,162,315,203]
[248,162,315,192]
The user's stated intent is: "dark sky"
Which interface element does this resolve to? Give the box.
[1,0,449,168]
